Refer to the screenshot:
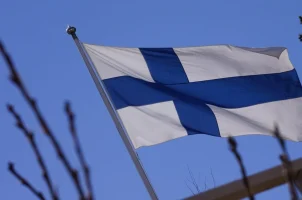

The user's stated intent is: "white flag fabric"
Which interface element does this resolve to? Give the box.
[83,43,302,149]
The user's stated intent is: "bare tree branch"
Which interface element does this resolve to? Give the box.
[7,104,58,200]
[228,137,254,200]
[274,125,298,200]
[0,41,86,200]
[8,162,46,200]
[65,102,94,200]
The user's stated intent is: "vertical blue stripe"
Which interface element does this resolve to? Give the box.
[174,101,220,137]
[140,48,189,84]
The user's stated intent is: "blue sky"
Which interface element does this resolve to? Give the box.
[1,0,302,199]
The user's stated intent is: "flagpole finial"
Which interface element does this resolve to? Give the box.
[66,25,76,36]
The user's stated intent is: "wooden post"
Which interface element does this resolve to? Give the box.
[185,158,302,200]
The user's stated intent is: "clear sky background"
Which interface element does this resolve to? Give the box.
[1,0,302,199]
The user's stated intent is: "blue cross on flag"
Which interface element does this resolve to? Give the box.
[83,43,302,149]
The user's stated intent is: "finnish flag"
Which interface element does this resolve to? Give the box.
[83,44,302,149]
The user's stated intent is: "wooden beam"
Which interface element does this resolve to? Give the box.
[185,158,302,200]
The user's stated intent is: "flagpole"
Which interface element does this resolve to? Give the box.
[66,26,158,200]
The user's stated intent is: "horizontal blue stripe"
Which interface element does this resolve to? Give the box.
[103,69,302,110]
[140,48,189,84]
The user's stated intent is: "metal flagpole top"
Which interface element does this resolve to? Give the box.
[66,25,77,38]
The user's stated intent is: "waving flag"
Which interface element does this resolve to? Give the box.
[83,44,302,148]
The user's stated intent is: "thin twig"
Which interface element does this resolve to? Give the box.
[198,172,201,190]
[187,165,200,193]
[210,168,216,188]
[8,162,46,200]
[185,181,195,195]
[274,125,298,200]
[273,125,288,155]
[299,16,302,42]
[0,41,86,200]
[204,176,207,191]
[7,104,58,200]
[228,137,254,200]
[65,102,94,200]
